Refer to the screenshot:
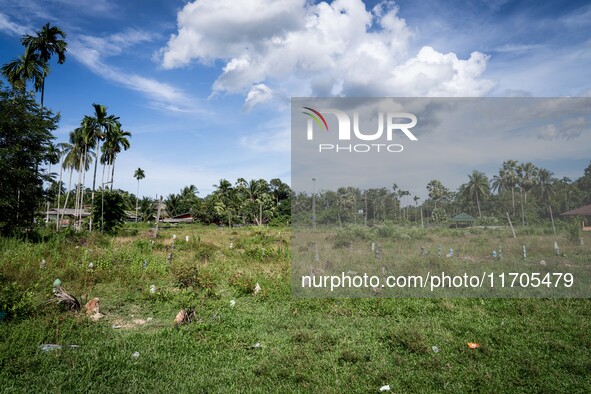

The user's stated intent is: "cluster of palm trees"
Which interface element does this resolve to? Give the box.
[158,178,291,226]
[53,104,131,230]
[1,23,67,107]
[430,160,567,224]
[292,159,591,227]
[1,23,135,232]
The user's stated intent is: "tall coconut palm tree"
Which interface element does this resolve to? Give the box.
[465,170,490,218]
[44,143,60,222]
[21,22,67,107]
[213,179,234,226]
[500,160,519,214]
[534,168,556,204]
[101,122,131,189]
[57,130,93,227]
[1,47,45,93]
[66,126,95,227]
[518,162,538,204]
[134,168,145,222]
[54,142,71,228]
[165,193,182,218]
[82,104,118,231]
[138,196,155,222]
[517,162,538,226]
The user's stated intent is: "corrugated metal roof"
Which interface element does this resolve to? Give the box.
[450,212,476,222]
[559,204,591,216]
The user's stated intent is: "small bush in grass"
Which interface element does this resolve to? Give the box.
[193,242,218,261]
[174,265,215,292]
[228,273,255,296]
[565,218,583,243]
[0,278,37,319]
[132,239,153,253]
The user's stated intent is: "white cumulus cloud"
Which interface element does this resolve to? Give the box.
[243,83,273,112]
[159,0,495,108]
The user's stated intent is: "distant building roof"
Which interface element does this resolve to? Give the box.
[560,204,591,216]
[162,212,193,223]
[450,212,476,222]
[47,208,91,217]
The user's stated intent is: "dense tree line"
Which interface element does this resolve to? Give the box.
[292,160,591,227]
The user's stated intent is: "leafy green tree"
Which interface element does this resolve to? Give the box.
[426,179,449,209]
[0,83,59,235]
[21,23,67,107]
[93,190,126,234]
[575,161,591,205]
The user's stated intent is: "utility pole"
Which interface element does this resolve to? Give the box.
[154,195,162,238]
[312,178,317,230]
[364,192,368,226]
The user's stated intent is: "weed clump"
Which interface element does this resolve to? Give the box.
[173,265,215,292]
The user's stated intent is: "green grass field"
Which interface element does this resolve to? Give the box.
[1,225,590,393]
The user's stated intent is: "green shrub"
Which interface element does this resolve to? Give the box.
[228,273,255,296]
[565,218,583,243]
[193,242,218,261]
[174,265,215,292]
[0,278,37,319]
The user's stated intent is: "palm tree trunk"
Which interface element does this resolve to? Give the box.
[111,160,116,190]
[40,73,45,108]
[74,149,84,226]
[45,161,52,223]
[520,188,525,226]
[90,138,101,232]
[56,164,64,230]
[511,188,515,215]
[101,160,106,193]
[78,148,88,229]
[476,192,481,218]
[61,169,74,228]
[136,179,140,223]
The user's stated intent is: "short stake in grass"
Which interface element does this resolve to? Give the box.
[375,244,382,259]
[554,241,560,256]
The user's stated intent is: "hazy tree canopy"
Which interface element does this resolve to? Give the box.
[0,83,59,235]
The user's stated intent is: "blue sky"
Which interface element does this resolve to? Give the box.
[0,0,589,199]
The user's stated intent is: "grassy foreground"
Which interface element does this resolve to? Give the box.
[0,225,590,393]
